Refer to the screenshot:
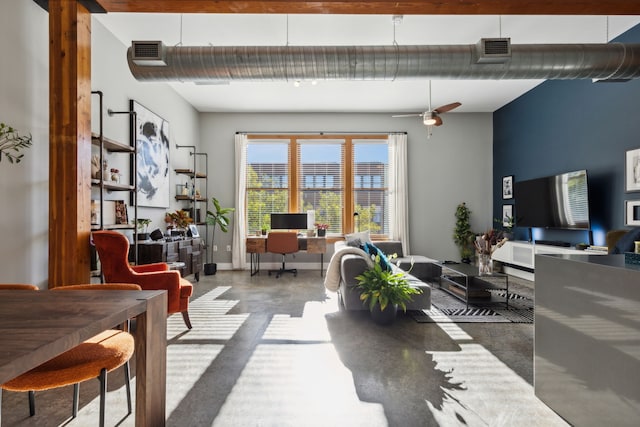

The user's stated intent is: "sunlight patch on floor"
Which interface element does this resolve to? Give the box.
[213,343,387,427]
[425,322,568,427]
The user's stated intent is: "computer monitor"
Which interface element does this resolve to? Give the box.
[270,213,308,230]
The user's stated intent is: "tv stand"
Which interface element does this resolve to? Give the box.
[534,240,571,247]
[491,241,605,281]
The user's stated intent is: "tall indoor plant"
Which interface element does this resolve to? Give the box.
[453,202,475,263]
[204,197,235,275]
[356,253,422,325]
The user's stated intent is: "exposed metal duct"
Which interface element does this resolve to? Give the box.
[127,40,640,82]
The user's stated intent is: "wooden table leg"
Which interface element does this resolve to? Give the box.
[134,292,168,426]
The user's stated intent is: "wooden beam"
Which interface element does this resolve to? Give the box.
[93,0,640,15]
[48,0,92,287]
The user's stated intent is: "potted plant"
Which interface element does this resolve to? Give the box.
[204,197,235,275]
[165,210,193,236]
[315,222,329,237]
[453,202,475,263]
[0,122,32,164]
[355,253,422,325]
[135,218,152,240]
[261,225,269,236]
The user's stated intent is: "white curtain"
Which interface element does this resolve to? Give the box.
[231,133,248,269]
[388,133,410,255]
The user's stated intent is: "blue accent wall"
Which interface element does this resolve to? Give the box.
[493,24,640,246]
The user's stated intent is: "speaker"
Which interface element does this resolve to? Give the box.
[150,228,164,241]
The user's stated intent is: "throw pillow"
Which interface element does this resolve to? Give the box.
[612,228,640,254]
[363,242,392,272]
[345,230,372,247]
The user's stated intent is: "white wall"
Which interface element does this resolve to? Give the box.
[200,112,493,264]
[91,19,201,235]
[0,1,200,287]
[0,0,49,286]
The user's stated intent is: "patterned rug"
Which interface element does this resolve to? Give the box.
[411,287,534,324]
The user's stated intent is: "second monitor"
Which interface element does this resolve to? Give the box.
[270,213,308,230]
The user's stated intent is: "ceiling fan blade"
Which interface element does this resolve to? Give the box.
[434,102,461,114]
[433,116,444,126]
[392,113,423,118]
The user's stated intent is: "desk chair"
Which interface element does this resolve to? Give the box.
[0,284,139,427]
[267,231,298,278]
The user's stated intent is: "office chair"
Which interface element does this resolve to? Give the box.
[267,231,299,278]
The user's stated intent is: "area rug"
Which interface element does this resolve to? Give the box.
[410,288,534,324]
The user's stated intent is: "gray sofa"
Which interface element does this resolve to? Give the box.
[334,240,439,311]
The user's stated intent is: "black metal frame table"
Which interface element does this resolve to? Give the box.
[435,262,509,309]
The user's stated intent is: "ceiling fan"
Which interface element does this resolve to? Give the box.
[392,81,461,129]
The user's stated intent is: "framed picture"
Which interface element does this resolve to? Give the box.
[188,224,200,238]
[625,200,640,225]
[131,100,170,208]
[625,148,640,192]
[115,200,128,224]
[502,175,514,199]
[502,204,513,227]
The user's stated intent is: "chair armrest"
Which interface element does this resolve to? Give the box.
[132,270,181,294]
[132,263,169,273]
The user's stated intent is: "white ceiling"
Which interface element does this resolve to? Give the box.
[95,14,640,114]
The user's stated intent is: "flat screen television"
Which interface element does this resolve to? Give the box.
[270,213,308,230]
[514,169,590,230]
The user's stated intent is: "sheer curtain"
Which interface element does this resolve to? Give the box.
[231,133,248,269]
[388,133,410,255]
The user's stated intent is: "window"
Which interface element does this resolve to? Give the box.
[245,134,389,236]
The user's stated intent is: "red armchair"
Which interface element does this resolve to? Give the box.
[92,230,193,329]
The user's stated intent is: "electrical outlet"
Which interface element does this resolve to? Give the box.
[213,245,218,252]
[226,245,231,252]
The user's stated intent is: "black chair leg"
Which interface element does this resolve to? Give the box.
[28,390,35,416]
[99,368,107,427]
[124,361,132,415]
[73,383,79,417]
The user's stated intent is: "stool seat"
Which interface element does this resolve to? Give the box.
[3,329,134,392]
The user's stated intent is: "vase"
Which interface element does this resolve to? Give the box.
[478,252,493,274]
[370,303,398,326]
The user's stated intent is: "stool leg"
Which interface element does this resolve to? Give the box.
[72,383,79,417]
[124,361,132,415]
[28,390,35,416]
[99,368,107,427]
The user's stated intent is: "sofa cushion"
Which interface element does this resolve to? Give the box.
[363,242,392,271]
[345,230,372,247]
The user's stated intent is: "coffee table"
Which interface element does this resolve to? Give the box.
[435,262,509,309]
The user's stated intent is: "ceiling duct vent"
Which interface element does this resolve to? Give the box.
[131,41,167,66]
[475,38,511,64]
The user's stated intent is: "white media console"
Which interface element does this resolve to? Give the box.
[491,241,606,281]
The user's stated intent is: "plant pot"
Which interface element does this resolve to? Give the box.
[204,263,217,275]
[317,229,326,237]
[369,303,398,326]
[136,233,149,241]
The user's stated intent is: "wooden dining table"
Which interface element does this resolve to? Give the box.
[0,289,168,426]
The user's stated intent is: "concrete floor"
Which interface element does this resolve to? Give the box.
[1,270,568,426]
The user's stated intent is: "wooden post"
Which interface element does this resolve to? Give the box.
[48,0,92,287]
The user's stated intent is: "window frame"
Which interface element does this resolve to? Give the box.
[246,133,389,237]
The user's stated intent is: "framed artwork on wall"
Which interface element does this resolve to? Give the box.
[502,175,513,199]
[502,204,513,227]
[625,147,640,192]
[625,200,640,226]
[131,100,170,208]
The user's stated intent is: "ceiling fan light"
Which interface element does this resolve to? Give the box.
[423,113,437,126]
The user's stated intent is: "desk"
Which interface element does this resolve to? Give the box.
[246,236,327,276]
[0,290,167,427]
